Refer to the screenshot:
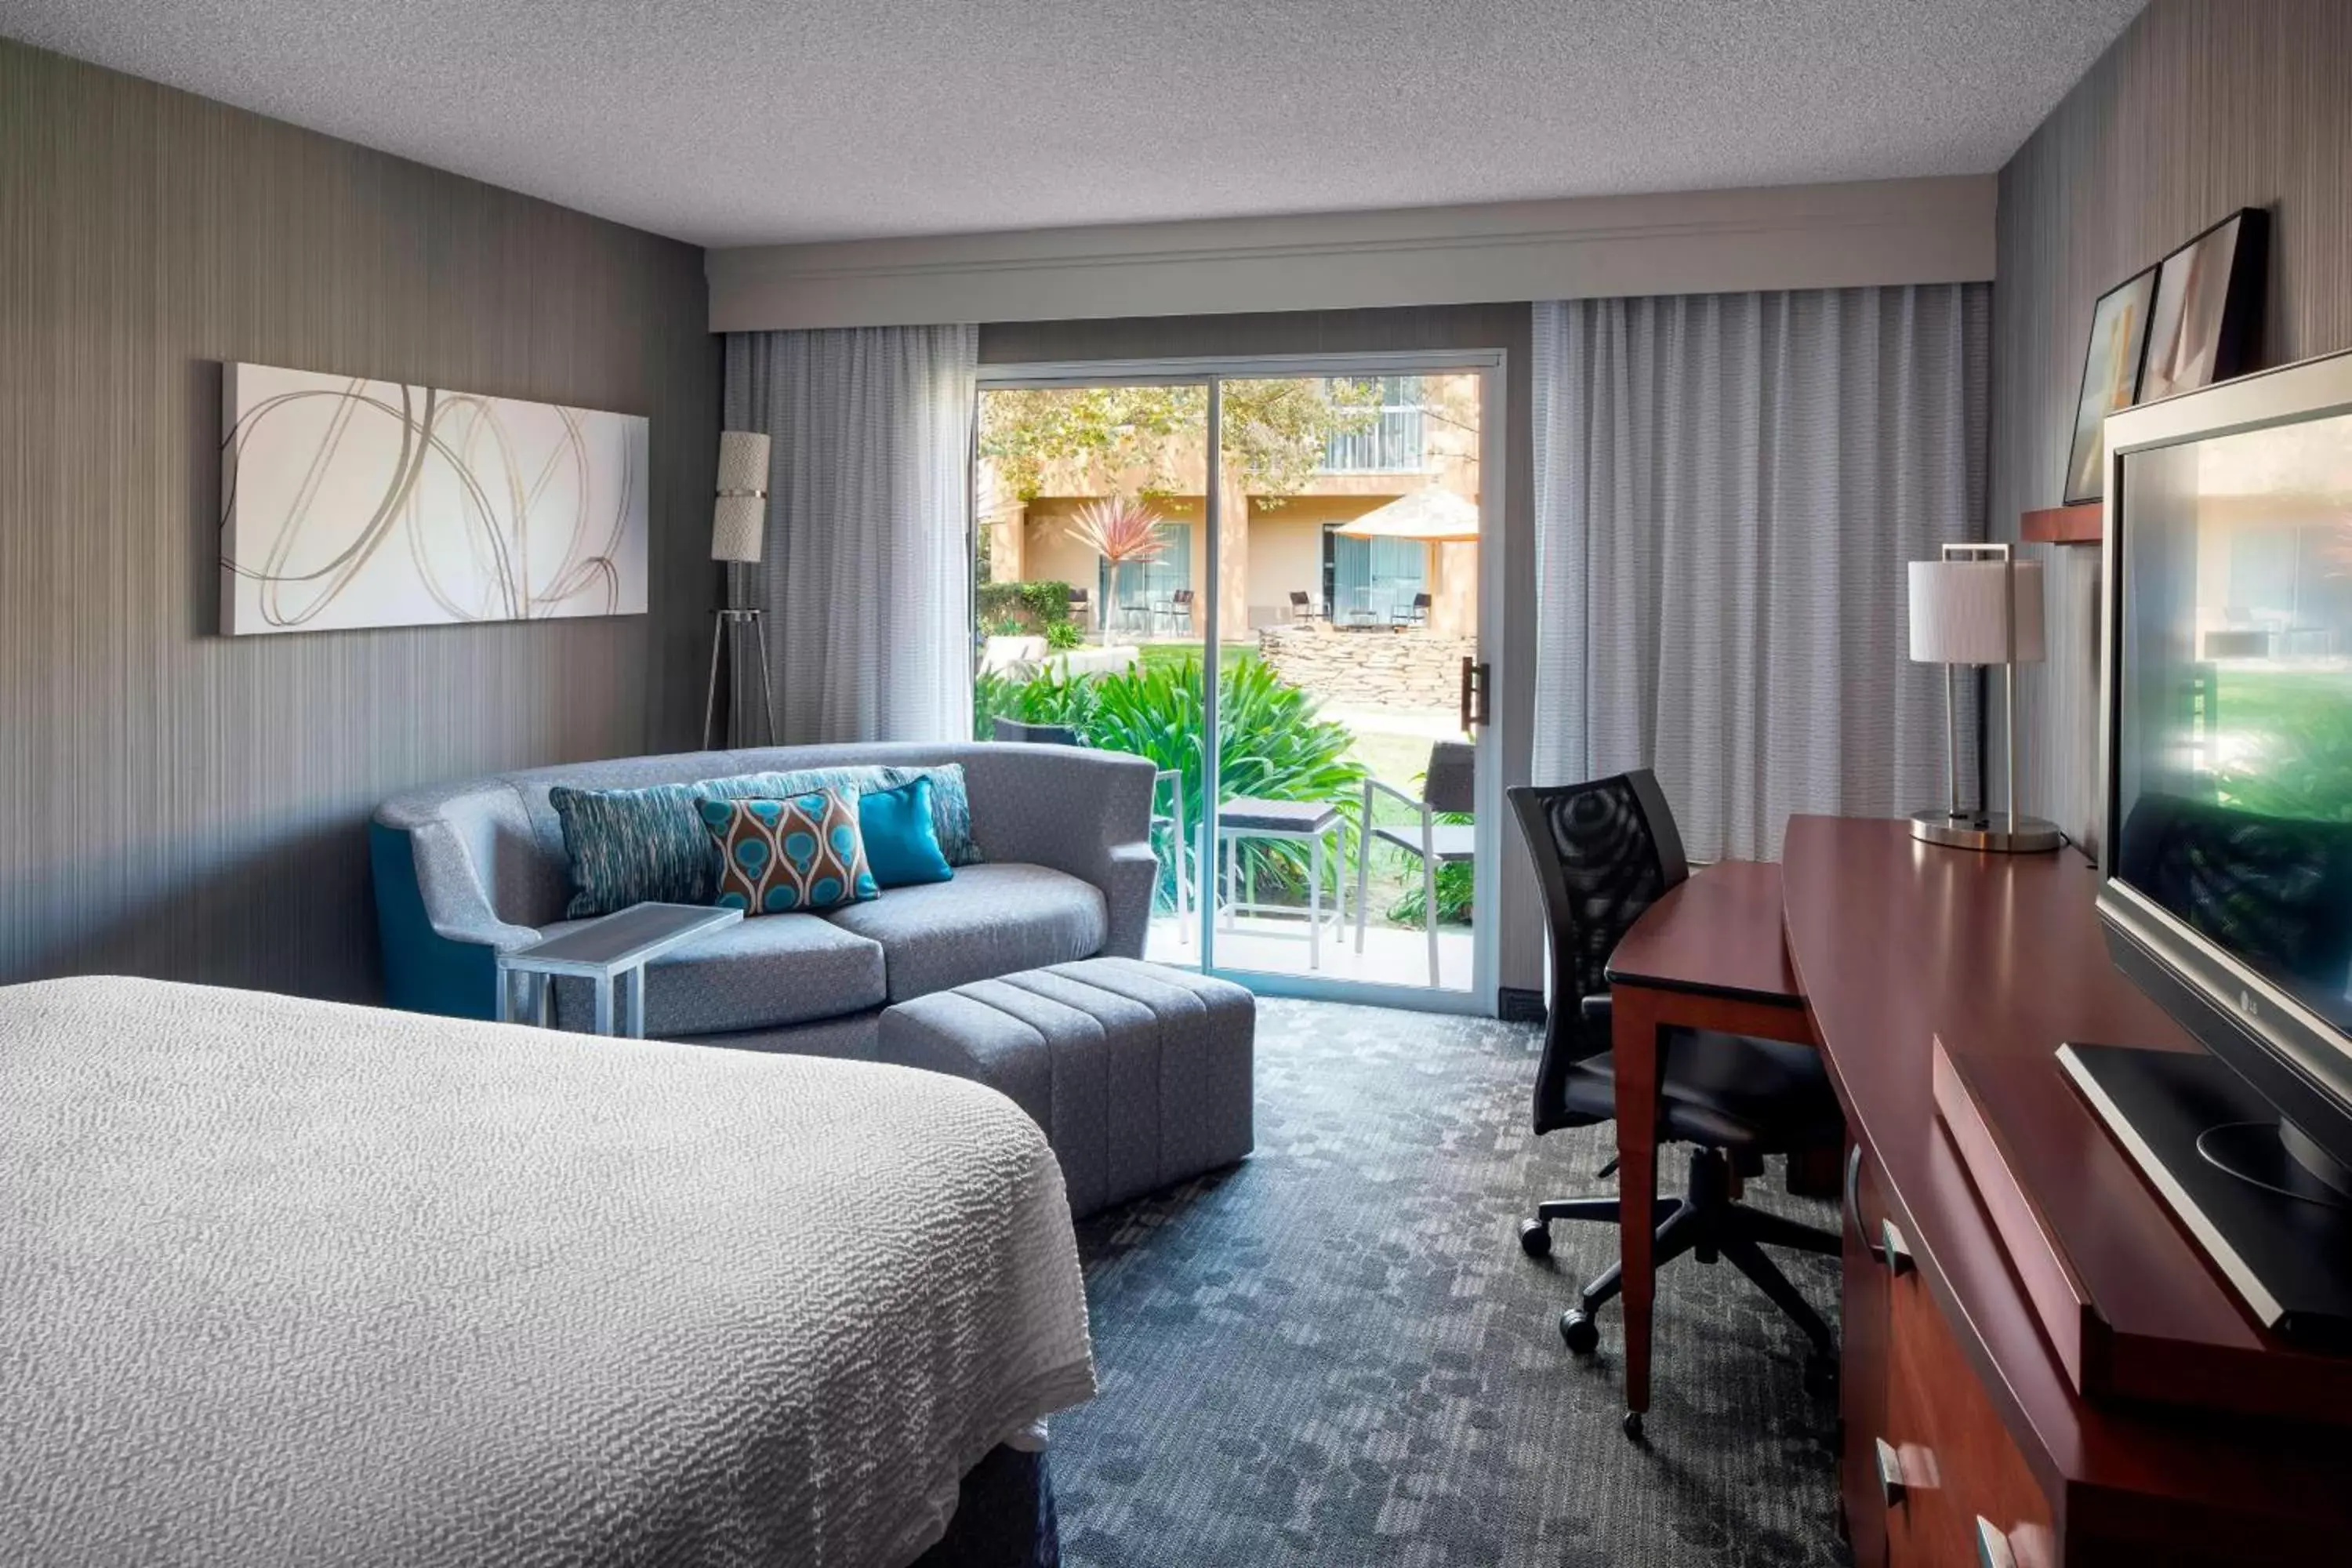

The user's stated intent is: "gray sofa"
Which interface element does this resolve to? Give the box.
[370,742,1159,1057]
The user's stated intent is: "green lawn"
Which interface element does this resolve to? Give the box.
[1134,641,1260,678]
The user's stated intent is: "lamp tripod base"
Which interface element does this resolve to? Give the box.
[1908,809,2063,855]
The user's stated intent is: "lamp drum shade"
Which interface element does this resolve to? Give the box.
[1908,559,2045,666]
[711,495,766,564]
[711,430,771,564]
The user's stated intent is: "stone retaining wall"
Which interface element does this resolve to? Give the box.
[1256,625,1472,710]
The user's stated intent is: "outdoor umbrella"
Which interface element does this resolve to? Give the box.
[1330,488,1480,542]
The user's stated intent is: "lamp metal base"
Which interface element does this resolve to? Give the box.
[1908,809,2063,855]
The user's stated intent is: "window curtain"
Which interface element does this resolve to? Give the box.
[1530,285,1989,862]
[720,325,978,744]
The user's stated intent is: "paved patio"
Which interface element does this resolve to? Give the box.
[1143,909,1473,991]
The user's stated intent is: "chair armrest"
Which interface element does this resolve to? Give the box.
[1362,776,1429,814]
[1580,993,1613,1023]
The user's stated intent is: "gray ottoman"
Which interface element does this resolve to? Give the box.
[877,957,1254,1218]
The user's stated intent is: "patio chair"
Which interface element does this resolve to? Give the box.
[1067,586,1091,633]
[991,717,1081,746]
[1287,590,1316,624]
[1354,739,1475,986]
[1391,591,1432,628]
[1152,588,1195,636]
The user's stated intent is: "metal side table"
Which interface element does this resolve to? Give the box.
[1216,797,1354,971]
[496,902,742,1037]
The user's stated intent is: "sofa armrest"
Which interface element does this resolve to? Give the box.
[369,821,540,1018]
[964,747,1160,958]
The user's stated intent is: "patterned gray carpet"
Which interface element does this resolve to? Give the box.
[1051,999,1849,1568]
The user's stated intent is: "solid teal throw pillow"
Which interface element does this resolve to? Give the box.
[858,776,955,888]
[694,789,879,915]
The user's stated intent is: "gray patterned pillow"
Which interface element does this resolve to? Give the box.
[551,762,982,918]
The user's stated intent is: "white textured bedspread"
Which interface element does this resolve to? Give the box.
[0,977,1095,1568]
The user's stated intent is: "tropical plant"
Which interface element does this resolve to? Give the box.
[1044,619,1086,652]
[1385,838,1475,926]
[1065,497,1167,642]
[972,655,1365,909]
[1094,656,1363,906]
[973,665,1099,738]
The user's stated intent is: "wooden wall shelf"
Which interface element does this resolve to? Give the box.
[2021,503,2103,545]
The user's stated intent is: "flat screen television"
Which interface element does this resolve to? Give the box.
[2073,347,2352,1343]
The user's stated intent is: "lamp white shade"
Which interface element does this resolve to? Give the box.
[711,430,771,563]
[1908,559,2045,665]
[716,430,769,495]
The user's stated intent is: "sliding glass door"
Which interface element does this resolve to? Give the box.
[971,354,1501,1012]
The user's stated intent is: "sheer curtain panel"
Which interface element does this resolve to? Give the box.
[1530,285,1990,862]
[722,325,978,744]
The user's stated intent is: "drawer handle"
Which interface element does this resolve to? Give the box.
[1846,1145,1918,1276]
[1844,1145,1887,1265]
[1873,1436,1907,1509]
[1974,1517,2016,1568]
[1881,1218,1915,1277]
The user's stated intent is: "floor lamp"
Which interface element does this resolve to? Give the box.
[705,430,779,750]
[1907,541,2062,854]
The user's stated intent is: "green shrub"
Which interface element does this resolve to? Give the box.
[1386,847,1475,926]
[978,654,1363,908]
[975,580,1073,630]
[1044,619,1086,652]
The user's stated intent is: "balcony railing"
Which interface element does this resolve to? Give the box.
[1320,376,1428,472]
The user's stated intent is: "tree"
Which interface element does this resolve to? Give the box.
[980,379,1384,503]
[1065,496,1167,642]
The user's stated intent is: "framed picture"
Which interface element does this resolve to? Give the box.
[2140,207,2269,404]
[220,363,648,636]
[2062,267,2157,506]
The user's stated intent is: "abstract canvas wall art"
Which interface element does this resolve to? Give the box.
[220,363,649,635]
[2062,267,2156,505]
[2141,208,2269,405]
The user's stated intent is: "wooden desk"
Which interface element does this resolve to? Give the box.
[1601,860,1813,1430]
[1769,818,2352,1561]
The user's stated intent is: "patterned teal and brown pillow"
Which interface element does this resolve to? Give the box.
[694,789,878,916]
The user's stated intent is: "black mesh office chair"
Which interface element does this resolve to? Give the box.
[1508,771,1843,1412]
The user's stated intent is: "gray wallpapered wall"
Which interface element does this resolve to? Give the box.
[0,38,720,1000]
[1994,0,2352,853]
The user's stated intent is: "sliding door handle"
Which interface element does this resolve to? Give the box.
[1458,658,1490,731]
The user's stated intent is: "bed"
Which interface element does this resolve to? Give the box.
[0,977,1096,1567]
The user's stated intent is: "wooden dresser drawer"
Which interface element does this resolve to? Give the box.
[1879,1260,2054,1568]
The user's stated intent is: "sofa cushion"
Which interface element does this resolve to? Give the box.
[546,913,886,1036]
[825,863,1108,1003]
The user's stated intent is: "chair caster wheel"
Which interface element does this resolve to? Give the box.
[1559,1310,1600,1356]
[1622,1410,1646,1443]
[1518,1218,1552,1259]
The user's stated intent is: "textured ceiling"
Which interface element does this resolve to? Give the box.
[0,1,2145,248]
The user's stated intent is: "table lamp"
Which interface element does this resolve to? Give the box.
[704,430,777,749]
[1907,542,2061,853]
